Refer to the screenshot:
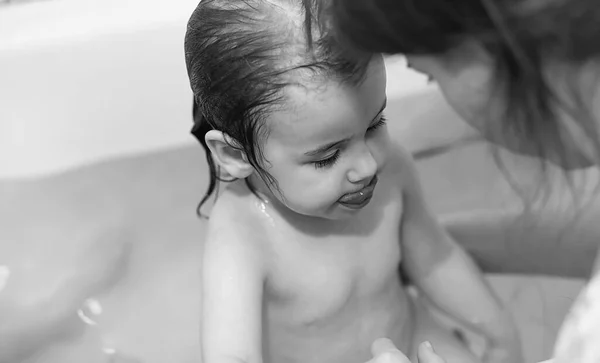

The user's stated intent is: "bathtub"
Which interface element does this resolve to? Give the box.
[0,0,430,179]
[1,0,201,179]
[0,1,589,363]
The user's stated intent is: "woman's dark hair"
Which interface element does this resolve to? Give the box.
[328,0,600,172]
[184,0,370,217]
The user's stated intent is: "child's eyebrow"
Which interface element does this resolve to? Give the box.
[304,98,387,157]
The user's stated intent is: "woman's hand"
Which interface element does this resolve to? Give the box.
[367,338,446,363]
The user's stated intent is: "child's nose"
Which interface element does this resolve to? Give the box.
[347,147,378,184]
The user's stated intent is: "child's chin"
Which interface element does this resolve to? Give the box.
[288,204,353,221]
[316,206,363,221]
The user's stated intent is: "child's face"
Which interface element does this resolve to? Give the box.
[256,58,390,220]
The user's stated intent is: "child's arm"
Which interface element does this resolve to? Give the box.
[201,225,265,363]
[397,148,522,363]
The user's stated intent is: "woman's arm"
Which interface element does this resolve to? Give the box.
[442,208,600,279]
[389,87,600,279]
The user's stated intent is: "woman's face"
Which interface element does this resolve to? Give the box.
[405,49,598,169]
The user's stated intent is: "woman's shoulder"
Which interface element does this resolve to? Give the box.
[553,268,600,363]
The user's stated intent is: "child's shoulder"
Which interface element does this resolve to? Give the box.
[383,141,420,189]
[204,180,270,253]
[388,141,415,166]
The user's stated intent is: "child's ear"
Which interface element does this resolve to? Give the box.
[205,130,254,179]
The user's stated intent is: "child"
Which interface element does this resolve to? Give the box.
[184,1,522,363]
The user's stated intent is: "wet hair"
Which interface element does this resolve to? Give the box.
[185,0,370,217]
[328,0,600,171]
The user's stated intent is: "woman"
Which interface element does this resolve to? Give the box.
[327,0,600,362]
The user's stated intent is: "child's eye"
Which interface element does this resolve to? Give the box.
[313,150,340,169]
[367,115,387,132]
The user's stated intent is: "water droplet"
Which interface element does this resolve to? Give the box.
[77,298,103,325]
[0,265,10,293]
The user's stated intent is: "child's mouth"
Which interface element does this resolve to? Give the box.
[338,176,378,209]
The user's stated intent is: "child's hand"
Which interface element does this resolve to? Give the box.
[416,341,446,363]
[482,318,524,363]
[367,338,447,363]
[367,338,411,363]
[483,343,523,363]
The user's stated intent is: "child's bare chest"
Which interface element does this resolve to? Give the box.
[258,189,412,363]
[264,189,405,326]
